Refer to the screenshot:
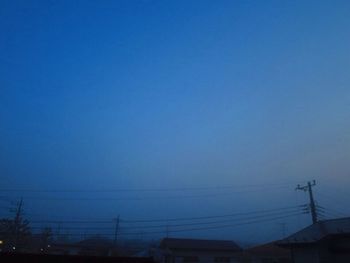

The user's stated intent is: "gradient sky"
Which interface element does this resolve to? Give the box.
[1,0,350,244]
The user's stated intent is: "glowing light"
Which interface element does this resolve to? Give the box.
[0,240,3,245]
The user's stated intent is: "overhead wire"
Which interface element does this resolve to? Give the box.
[120,205,305,223]
[37,212,304,237]
[27,205,305,225]
[28,208,304,231]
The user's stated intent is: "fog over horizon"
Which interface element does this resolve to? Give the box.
[1,0,350,245]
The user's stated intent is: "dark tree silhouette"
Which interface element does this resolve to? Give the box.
[0,199,31,251]
[39,227,53,252]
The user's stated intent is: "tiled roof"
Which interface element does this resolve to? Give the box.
[160,238,241,251]
[277,217,350,245]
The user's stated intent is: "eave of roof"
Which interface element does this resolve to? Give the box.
[277,217,350,247]
[160,238,241,252]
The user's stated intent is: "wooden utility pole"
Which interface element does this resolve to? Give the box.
[296,180,317,224]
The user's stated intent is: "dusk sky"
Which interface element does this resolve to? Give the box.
[1,0,350,244]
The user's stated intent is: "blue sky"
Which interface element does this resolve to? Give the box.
[1,0,350,243]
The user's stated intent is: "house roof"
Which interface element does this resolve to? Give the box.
[247,242,290,258]
[77,237,113,248]
[277,217,350,246]
[160,238,241,252]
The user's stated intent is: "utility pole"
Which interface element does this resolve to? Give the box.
[296,180,317,224]
[13,198,24,249]
[113,216,120,248]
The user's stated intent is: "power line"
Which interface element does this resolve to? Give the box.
[121,205,304,223]
[319,193,349,217]
[122,209,304,229]
[118,211,304,234]
[28,208,304,231]
[317,192,349,214]
[27,205,304,225]
[38,212,304,237]
[322,208,347,218]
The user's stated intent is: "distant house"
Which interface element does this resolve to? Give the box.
[76,237,114,256]
[46,242,80,256]
[48,237,114,256]
[159,238,242,263]
[277,217,350,263]
[245,242,291,263]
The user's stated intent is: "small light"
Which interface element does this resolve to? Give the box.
[47,244,51,248]
[41,248,44,251]
[12,246,16,250]
[0,240,3,245]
